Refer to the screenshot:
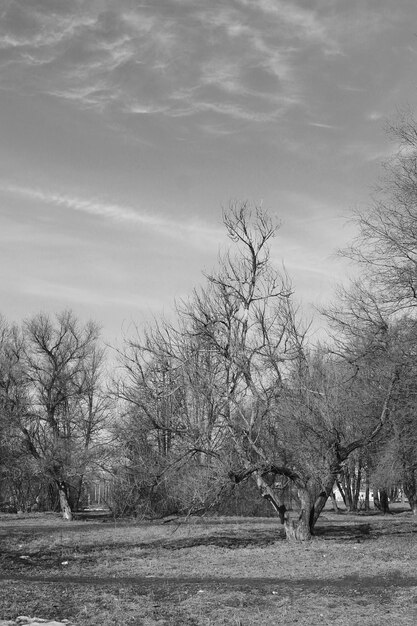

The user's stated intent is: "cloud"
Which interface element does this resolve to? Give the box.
[19,278,164,310]
[0,2,94,49]
[367,111,384,122]
[0,0,406,132]
[1,183,157,225]
[235,0,337,51]
[341,142,396,163]
[308,122,339,130]
[168,97,291,123]
[0,182,223,248]
[0,1,306,125]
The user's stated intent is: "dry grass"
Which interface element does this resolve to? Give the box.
[1,511,417,625]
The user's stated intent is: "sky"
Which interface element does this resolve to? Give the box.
[1,0,417,346]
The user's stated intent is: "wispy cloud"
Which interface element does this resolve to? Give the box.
[341,142,396,163]
[308,122,339,130]
[20,278,164,311]
[0,1,306,125]
[0,0,408,132]
[0,182,223,248]
[235,0,337,51]
[2,183,160,226]
[367,111,384,122]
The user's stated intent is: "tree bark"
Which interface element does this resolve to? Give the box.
[364,471,370,512]
[353,463,362,511]
[329,491,340,513]
[245,467,336,541]
[252,472,287,524]
[282,487,312,541]
[409,498,417,515]
[57,481,73,521]
[403,470,417,514]
[310,476,336,527]
[336,480,346,507]
[249,471,311,540]
[379,489,390,514]
[374,488,390,514]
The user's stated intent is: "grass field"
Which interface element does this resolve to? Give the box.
[1,509,417,625]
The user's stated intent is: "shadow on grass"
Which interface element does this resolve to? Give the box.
[155,527,282,550]
[314,523,373,541]
[0,527,282,570]
[315,517,417,541]
[1,514,416,560]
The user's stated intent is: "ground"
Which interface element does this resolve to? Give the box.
[1,508,417,625]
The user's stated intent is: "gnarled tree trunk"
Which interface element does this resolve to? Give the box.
[282,487,312,541]
[252,471,335,541]
[281,477,335,541]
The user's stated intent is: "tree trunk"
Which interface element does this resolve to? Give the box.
[403,470,417,515]
[336,480,346,507]
[343,466,354,511]
[253,470,337,540]
[282,479,335,541]
[364,473,370,512]
[374,488,390,514]
[57,481,73,521]
[282,488,312,541]
[409,497,417,515]
[71,475,84,511]
[252,472,286,522]
[251,472,312,540]
[310,476,336,528]
[379,489,390,514]
[339,459,362,512]
[329,491,340,513]
[353,464,362,511]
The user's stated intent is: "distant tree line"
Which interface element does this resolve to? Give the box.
[2,115,417,540]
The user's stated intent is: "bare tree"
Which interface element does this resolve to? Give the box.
[118,203,397,539]
[21,311,107,520]
[114,314,230,517]
[327,113,417,514]
[343,111,417,314]
[370,318,417,514]
[0,317,39,512]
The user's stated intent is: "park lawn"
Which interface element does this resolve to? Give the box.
[1,511,417,625]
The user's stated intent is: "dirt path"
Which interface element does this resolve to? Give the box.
[2,573,417,594]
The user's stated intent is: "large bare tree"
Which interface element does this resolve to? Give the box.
[21,311,108,520]
[119,203,397,539]
[0,317,38,512]
[326,113,417,514]
[343,112,417,313]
